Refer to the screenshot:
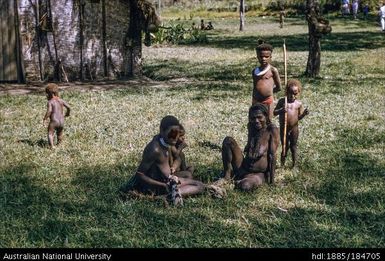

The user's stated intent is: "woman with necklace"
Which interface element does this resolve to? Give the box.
[220,104,279,191]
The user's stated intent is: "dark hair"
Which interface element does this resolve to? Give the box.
[178,124,185,135]
[45,83,59,96]
[286,79,302,95]
[249,103,271,125]
[160,115,180,132]
[256,40,273,53]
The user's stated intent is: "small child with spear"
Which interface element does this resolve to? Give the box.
[274,42,309,168]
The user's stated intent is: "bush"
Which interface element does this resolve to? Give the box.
[153,22,208,45]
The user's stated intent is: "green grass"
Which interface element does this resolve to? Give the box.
[1,15,384,247]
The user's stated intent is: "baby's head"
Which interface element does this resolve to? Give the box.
[45,83,59,99]
[177,124,186,145]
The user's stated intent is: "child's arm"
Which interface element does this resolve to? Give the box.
[170,142,187,173]
[251,69,257,104]
[273,98,285,116]
[62,100,71,117]
[172,142,187,157]
[177,141,188,152]
[298,102,309,121]
[244,122,253,154]
[271,66,282,93]
[170,155,182,174]
[43,102,52,126]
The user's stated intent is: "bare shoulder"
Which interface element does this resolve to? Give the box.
[143,137,162,158]
[270,66,279,74]
[267,123,279,133]
[269,124,279,137]
[267,124,280,149]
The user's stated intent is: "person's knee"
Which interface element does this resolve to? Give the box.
[236,180,254,191]
[186,166,194,174]
[175,171,193,179]
[196,181,205,192]
[223,136,236,148]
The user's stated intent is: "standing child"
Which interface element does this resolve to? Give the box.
[279,9,285,28]
[205,21,214,30]
[363,3,369,19]
[43,83,71,148]
[380,2,385,31]
[273,79,308,168]
[342,0,350,15]
[352,0,359,19]
[200,19,205,30]
[252,41,282,120]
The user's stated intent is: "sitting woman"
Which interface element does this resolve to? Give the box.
[220,103,279,191]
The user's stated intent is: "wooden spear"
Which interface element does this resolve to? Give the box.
[282,40,288,157]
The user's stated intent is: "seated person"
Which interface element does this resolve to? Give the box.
[120,116,205,205]
[220,104,279,191]
[205,21,214,30]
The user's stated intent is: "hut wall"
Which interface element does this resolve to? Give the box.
[18,0,130,81]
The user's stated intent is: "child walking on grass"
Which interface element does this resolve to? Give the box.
[43,83,71,148]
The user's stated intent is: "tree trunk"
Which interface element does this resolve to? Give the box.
[306,30,321,77]
[78,0,85,80]
[14,0,26,83]
[123,0,142,78]
[34,0,43,80]
[239,0,245,31]
[101,0,108,77]
[305,0,331,77]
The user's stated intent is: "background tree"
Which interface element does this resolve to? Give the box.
[305,0,332,77]
[123,0,160,78]
[239,0,245,31]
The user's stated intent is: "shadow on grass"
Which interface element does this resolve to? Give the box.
[313,127,385,206]
[198,140,222,151]
[144,59,252,83]
[199,31,385,52]
[1,164,76,246]
[1,162,141,247]
[17,138,48,148]
[257,206,385,247]
[299,127,385,246]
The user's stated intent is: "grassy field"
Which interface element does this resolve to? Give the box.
[1,14,384,248]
